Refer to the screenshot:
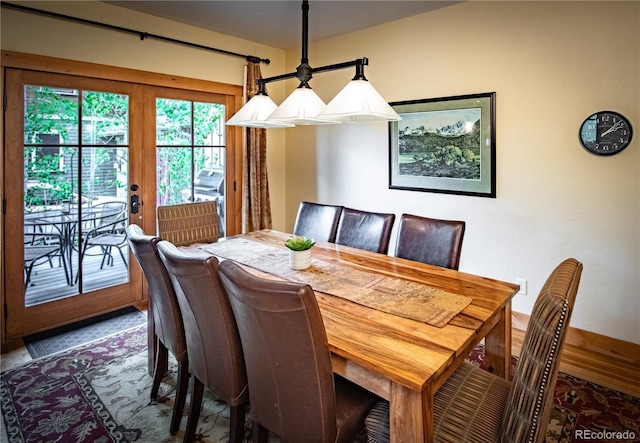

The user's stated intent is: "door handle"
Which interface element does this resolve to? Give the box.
[130,194,141,214]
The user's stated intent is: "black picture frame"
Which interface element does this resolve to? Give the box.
[389,92,496,198]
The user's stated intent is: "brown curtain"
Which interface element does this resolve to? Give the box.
[242,61,272,232]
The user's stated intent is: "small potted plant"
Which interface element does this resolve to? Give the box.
[284,236,316,270]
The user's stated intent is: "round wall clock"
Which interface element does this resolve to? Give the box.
[579,111,633,156]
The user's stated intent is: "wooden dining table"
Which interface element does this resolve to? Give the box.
[188,229,519,443]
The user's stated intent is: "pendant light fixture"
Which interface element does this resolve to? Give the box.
[226,0,401,128]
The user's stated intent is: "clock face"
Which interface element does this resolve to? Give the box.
[580,111,633,156]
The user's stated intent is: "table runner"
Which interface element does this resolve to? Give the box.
[197,237,472,328]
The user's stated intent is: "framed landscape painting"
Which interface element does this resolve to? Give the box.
[389,92,496,198]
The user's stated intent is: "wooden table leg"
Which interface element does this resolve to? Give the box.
[484,301,512,380]
[389,383,432,443]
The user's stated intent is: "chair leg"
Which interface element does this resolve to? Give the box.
[59,249,70,286]
[24,264,34,291]
[229,403,247,443]
[151,339,168,400]
[253,423,269,443]
[75,240,90,284]
[170,359,189,435]
[99,246,112,269]
[116,244,128,268]
[183,376,204,442]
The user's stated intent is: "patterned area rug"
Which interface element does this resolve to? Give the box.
[467,346,640,443]
[2,325,639,442]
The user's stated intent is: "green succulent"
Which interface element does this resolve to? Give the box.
[284,236,316,251]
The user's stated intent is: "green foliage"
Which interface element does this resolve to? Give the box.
[398,120,482,179]
[155,99,225,206]
[399,129,480,156]
[24,86,77,144]
[82,91,128,145]
[156,148,193,206]
[23,87,131,208]
[23,87,226,209]
[285,236,316,251]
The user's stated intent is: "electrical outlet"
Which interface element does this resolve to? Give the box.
[516,278,527,295]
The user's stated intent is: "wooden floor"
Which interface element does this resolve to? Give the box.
[512,328,640,398]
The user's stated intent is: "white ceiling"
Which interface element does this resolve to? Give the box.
[103,1,460,49]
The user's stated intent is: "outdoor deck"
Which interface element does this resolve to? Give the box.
[24,245,129,306]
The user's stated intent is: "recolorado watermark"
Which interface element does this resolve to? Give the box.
[574,429,637,441]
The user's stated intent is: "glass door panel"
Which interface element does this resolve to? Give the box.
[22,86,130,305]
[155,98,226,235]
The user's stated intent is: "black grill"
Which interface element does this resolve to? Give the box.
[193,168,224,197]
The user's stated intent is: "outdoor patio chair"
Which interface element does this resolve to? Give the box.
[24,231,66,291]
[76,211,128,282]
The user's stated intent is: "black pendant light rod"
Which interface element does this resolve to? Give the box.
[301,0,310,64]
[260,58,368,86]
[258,0,369,89]
[0,1,270,64]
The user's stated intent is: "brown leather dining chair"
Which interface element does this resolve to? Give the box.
[126,224,188,436]
[395,213,466,270]
[335,207,395,254]
[157,201,220,247]
[218,259,377,443]
[292,201,343,242]
[365,258,583,443]
[157,241,248,443]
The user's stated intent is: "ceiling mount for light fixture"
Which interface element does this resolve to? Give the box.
[226,0,401,128]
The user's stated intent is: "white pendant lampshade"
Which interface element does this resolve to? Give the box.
[226,94,294,128]
[318,79,401,123]
[266,86,341,125]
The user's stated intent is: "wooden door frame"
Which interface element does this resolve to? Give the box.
[1,51,243,343]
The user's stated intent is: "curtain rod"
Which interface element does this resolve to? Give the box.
[1,1,270,65]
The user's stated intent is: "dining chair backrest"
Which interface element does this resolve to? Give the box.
[363,258,582,443]
[335,207,395,254]
[126,224,186,362]
[501,258,582,443]
[292,201,343,242]
[219,259,376,443]
[156,241,248,411]
[395,213,466,270]
[125,224,189,435]
[157,201,220,246]
[218,259,337,441]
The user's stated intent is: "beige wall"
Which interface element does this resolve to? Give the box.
[284,1,640,343]
[0,0,290,229]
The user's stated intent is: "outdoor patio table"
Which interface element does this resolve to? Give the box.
[24,206,123,285]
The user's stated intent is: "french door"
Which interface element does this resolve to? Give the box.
[3,65,241,339]
[3,69,144,338]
